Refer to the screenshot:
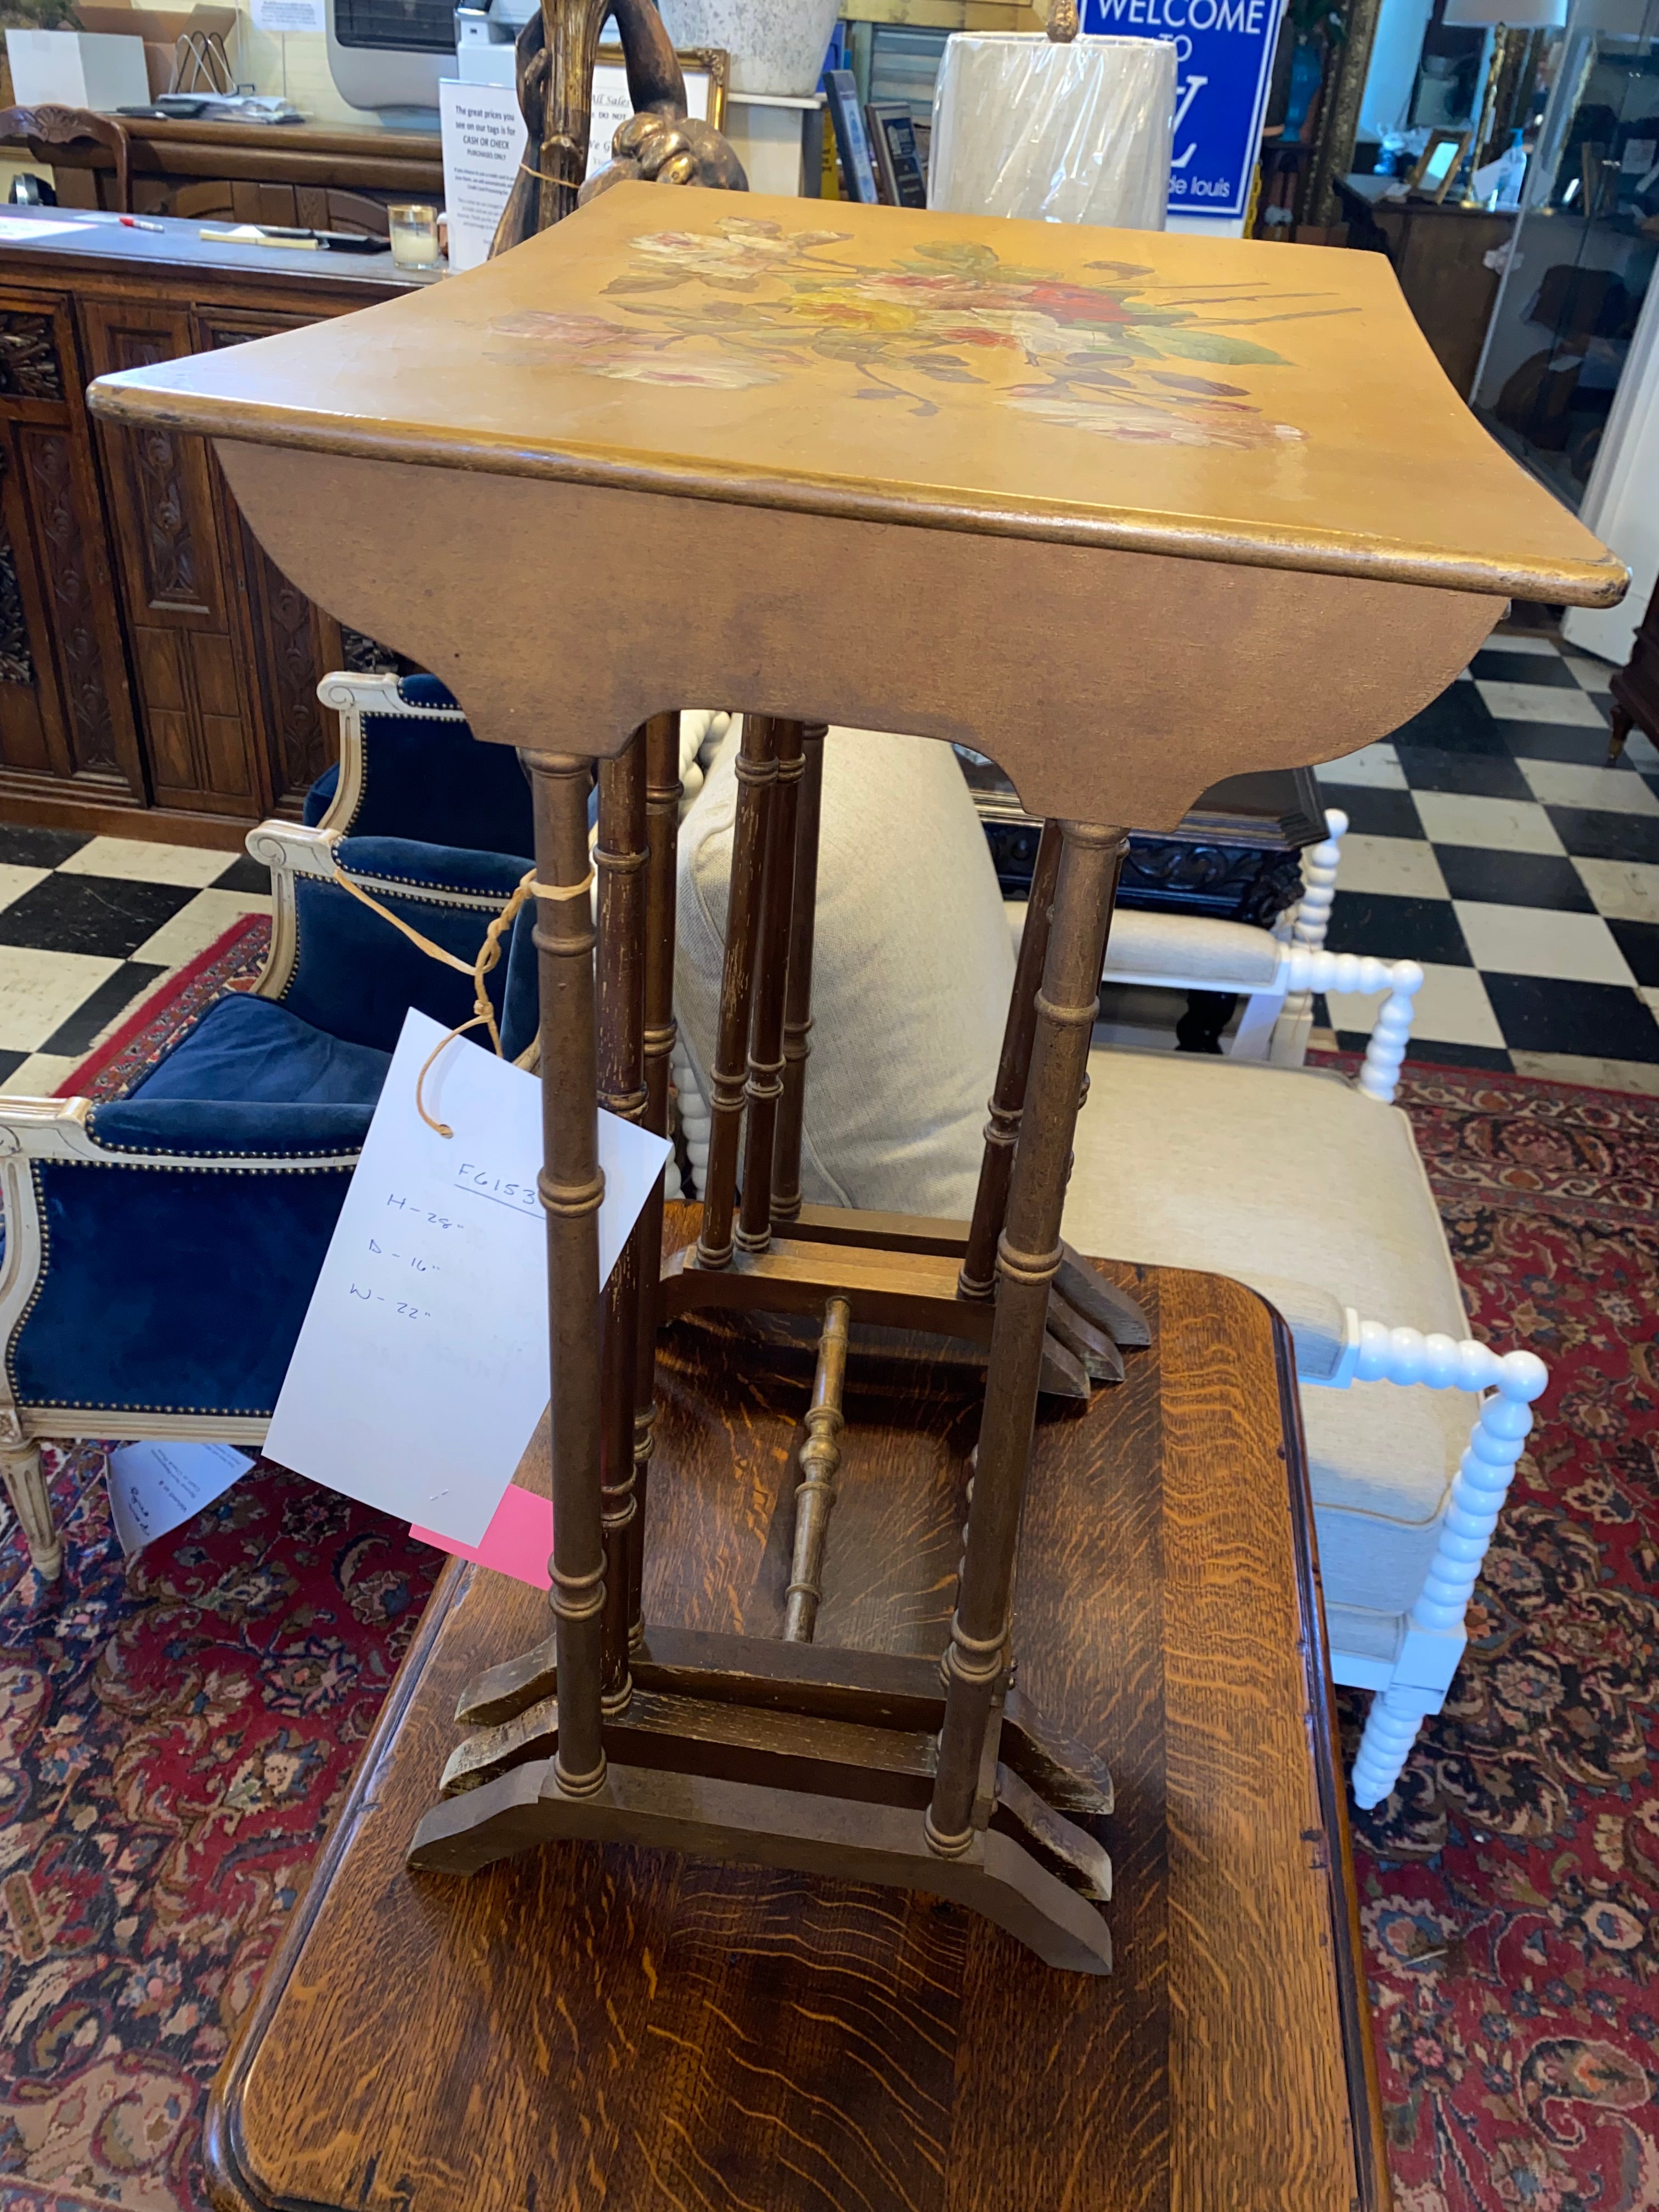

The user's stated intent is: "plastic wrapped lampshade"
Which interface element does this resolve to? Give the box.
[928,33,1175,232]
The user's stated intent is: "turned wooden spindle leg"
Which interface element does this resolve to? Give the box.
[737,719,804,1254]
[771,724,825,1228]
[527,751,608,1799]
[596,730,648,1712]
[959,820,1064,1300]
[0,1426,61,1581]
[696,713,778,1269]
[628,710,681,1647]
[927,822,1128,1857]
[783,1295,851,1643]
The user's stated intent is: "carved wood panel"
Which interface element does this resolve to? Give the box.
[205,315,346,814]
[80,298,261,814]
[20,428,121,779]
[0,311,64,402]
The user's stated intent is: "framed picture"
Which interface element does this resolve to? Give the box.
[865,100,928,207]
[592,43,729,174]
[1407,128,1470,205]
[823,65,879,204]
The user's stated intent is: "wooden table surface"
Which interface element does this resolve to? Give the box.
[205,1255,1387,2212]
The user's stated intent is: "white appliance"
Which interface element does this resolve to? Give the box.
[325,0,533,117]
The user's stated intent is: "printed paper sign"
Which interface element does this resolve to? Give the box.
[1084,0,1284,224]
[440,80,526,275]
[266,1009,670,1545]
[439,65,715,273]
[251,0,326,30]
[108,1441,255,1556]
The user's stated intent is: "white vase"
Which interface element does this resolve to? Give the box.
[656,0,843,97]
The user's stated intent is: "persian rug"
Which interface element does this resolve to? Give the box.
[56,919,272,1103]
[0,1062,1655,2209]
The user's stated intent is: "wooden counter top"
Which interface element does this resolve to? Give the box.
[0,206,435,291]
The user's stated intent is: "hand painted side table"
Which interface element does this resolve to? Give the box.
[89,188,1622,1991]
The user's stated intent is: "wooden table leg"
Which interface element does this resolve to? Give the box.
[527,750,608,1799]
[596,728,647,1711]
[696,713,778,1271]
[629,710,681,1648]
[927,822,1128,1857]
[737,719,804,1254]
[959,819,1063,1300]
[771,723,826,1229]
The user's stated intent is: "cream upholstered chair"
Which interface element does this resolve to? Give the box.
[672,726,1546,1810]
[1076,806,1349,1065]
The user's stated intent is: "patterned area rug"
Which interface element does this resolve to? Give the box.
[1342,1068,1659,2212]
[0,1061,1655,2209]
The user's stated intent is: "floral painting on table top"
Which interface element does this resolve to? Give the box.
[489,213,1351,451]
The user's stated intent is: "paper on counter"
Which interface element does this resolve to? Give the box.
[266,1009,670,1547]
[0,219,90,241]
[107,1440,255,1556]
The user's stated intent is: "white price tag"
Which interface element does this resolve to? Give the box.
[266,1009,669,1546]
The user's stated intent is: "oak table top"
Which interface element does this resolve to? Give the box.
[86,185,1625,830]
[204,1252,1385,2212]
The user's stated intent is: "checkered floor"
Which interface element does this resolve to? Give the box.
[0,828,271,1097]
[1307,619,1659,1090]
[0,617,1651,1098]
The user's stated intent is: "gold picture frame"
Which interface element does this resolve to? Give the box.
[1407,127,1471,205]
[595,43,730,136]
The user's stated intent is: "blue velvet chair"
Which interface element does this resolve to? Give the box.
[306,672,535,854]
[0,822,538,1581]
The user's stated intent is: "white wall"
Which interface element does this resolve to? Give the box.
[228,7,376,127]
[1564,270,1659,662]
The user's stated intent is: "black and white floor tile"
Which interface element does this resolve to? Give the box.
[0,826,270,1097]
[0,618,1651,1099]
[1308,623,1659,1091]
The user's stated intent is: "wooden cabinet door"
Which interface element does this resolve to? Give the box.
[0,290,145,808]
[199,311,350,817]
[79,297,266,817]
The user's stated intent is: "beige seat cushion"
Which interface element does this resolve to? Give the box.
[1008,903,1284,987]
[1064,1047,1471,1619]
[676,725,1013,1217]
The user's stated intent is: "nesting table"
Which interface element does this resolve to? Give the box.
[88,184,1620,2205]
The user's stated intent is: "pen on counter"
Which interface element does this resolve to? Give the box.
[120,216,165,232]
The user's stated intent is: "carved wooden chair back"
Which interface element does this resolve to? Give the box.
[0,105,132,213]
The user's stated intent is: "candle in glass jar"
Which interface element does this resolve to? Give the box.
[389,204,442,268]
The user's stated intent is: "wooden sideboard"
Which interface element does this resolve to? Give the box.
[0,114,444,232]
[0,214,425,848]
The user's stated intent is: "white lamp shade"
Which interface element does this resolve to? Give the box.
[1442,0,1567,26]
[928,33,1175,233]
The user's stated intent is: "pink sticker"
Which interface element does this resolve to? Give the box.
[411,1483,552,1588]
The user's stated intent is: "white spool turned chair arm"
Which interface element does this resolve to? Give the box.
[1329,1324,1549,1810]
[1284,806,1347,949]
[1276,949,1423,1102]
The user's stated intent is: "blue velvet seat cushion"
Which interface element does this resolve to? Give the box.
[132,992,392,1109]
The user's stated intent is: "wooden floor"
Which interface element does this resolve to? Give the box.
[205,1257,1387,2212]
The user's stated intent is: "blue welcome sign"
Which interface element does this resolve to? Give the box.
[1082,0,1284,224]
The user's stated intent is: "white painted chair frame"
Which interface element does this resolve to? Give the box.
[1313,1322,1547,1807]
[0,823,508,1580]
[1098,806,1350,1064]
